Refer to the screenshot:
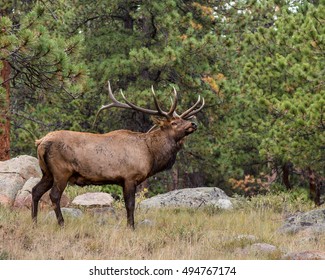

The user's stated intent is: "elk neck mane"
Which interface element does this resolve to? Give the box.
[144,129,183,176]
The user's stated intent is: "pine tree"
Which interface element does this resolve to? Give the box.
[224,0,324,201]
[0,1,87,157]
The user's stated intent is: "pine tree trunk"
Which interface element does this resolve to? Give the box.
[169,166,179,191]
[282,162,292,190]
[0,59,10,161]
[307,167,321,206]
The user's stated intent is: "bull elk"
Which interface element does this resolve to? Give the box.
[32,81,204,228]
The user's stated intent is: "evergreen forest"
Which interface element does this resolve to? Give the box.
[1,0,324,203]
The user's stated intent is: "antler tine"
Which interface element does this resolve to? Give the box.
[146,124,159,133]
[180,95,205,119]
[151,86,171,119]
[185,97,205,119]
[167,86,178,117]
[120,89,163,115]
[93,104,116,127]
[170,97,180,118]
[93,81,131,127]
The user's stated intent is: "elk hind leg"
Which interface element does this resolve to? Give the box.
[32,175,53,224]
[50,179,68,227]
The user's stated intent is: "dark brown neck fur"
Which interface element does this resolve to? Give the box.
[145,130,183,176]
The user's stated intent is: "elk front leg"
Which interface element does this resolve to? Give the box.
[32,175,53,224]
[123,182,136,229]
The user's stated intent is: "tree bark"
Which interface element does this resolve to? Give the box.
[307,167,321,206]
[0,59,10,161]
[168,166,179,191]
[282,162,292,190]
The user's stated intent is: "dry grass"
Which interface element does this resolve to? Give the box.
[0,198,324,260]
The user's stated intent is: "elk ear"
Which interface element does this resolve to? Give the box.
[151,116,166,127]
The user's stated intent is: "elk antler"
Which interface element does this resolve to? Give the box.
[150,86,178,119]
[93,81,179,127]
[179,95,205,119]
[93,81,205,129]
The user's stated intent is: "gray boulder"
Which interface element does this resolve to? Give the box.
[279,208,325,234]
[13,177,40,208]
[235,242,279,257]
[235,234,258,242]
[139,187,233,210]
[0,193,13,207]
[0,155,41,204]
[0,173,25,201]
[72,192,114,207]
[0,155,41,179]
[249,243,278,254]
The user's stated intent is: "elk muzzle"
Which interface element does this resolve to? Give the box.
[185,122,197,134]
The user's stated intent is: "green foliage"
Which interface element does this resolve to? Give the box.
[64,185,102,200]
[244,190,314,213]
[1,1,89,155]
[240,1,324,171]
[217,0,324,195]
[232,185,314,214]
[101,184,123,200]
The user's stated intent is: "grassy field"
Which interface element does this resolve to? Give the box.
[0,189,324,260]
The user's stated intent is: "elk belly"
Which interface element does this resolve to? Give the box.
[68,173,123,186]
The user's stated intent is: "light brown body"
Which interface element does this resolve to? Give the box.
[37,128,186,185]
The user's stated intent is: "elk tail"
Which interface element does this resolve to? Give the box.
[35,138,43,147]
[35,138,50,175]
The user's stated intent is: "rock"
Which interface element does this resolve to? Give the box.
[138,219,155,227]
[283,250,325,260]
[13,177,40,208]
[47,208,83,220]
[139,187,233,210]
[0,173,25,201]
[13,177,70,209]
[14,191,70,209]
[235,234,258,242]
[0,155,41,180]
[0,194,13,207]
[235,242,278,257]
[249,243,277,254]
[13,195,31,209]
[0,155,41,205]
[279,209,325,234]
[72,192,114,207]
[19,177,40,193]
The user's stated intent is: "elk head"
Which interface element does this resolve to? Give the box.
[94,81,205,136]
